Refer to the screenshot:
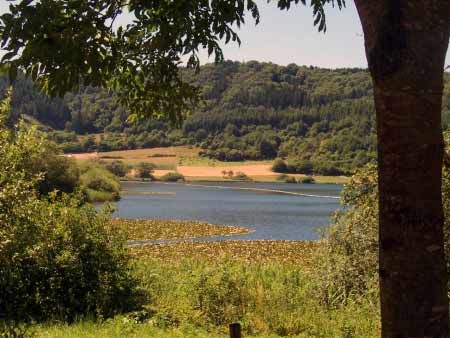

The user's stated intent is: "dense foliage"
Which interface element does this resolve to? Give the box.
[315,164,379,307]
[316,142,450,306]
[78,161,121,202]
[0,105,138,322]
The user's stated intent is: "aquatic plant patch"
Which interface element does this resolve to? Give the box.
[111,218,250,241]
[129,240,320,267]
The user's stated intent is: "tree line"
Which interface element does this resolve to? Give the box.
[1,61,449,175]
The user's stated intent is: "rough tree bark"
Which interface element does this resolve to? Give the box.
[354,1,450,337]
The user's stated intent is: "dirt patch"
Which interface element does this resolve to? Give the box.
[177,164,276,177]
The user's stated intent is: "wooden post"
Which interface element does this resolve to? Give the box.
[229,323,241,338]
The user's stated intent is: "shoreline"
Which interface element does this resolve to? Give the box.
[120,175,349,185]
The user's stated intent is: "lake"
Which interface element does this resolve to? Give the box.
[113,181,342,241]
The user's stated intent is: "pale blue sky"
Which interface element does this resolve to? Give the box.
[1,0,449,68]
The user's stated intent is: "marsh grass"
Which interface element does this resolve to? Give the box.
[132,257,379,337]
[32,252,380,338]
[28,213,378,338]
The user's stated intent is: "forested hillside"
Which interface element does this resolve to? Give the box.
[2,61,449,175]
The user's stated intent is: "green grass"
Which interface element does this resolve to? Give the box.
[23,205,375,338]
[31,254,380,338]
[33,320,225,338]
[39,320,373,338]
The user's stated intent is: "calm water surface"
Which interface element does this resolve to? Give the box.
[114,181,342,241]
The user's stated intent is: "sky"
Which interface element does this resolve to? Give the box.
[0,0,449,69]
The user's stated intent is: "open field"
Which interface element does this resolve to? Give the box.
[70,146,272,170]
[177,164,274,176]
[69,146,350,184]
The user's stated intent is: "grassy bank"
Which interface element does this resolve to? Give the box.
[122,175,349,185]
[32,240,380,338]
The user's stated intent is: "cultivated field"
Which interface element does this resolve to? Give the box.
[69,146,349,184]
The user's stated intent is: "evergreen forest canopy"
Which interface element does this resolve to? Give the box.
[2,61,450,175]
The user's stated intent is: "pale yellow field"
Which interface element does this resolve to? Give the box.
[177,164,275,176]
[68,146,349,184]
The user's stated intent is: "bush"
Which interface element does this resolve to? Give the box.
[0,115,139,321]
[284,176,297,184]
[300,176,315,184]
[315,151,450,307]
[135,162,156,179]
[79,162,121,202]
[27,142,80,196]
[314,163,379,306]
[160,172,185,182]
[313,162,343,176]
[271,159,288,173]
[59,141,84,153]
[276,174,289,181]
[291,160,314,175]
[233,172,252,181]
[104,160,129,177]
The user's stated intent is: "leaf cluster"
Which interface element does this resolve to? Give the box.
[0,0,344,122]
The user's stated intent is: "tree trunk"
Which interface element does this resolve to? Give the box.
[354,1,450,337]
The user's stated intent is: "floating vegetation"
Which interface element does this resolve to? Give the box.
[130,240,320,267]
[120,190,176,195]
[111,218,250,241]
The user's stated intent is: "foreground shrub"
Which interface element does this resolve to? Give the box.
[314,164,379,307]
[316,146,450,307]
[0,190,139,321]
[0,322,35,338]
[159,172,185,182]
[0,114,139,322]
[132,258,379,337]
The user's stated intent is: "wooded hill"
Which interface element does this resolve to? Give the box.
[2,61,449,175]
